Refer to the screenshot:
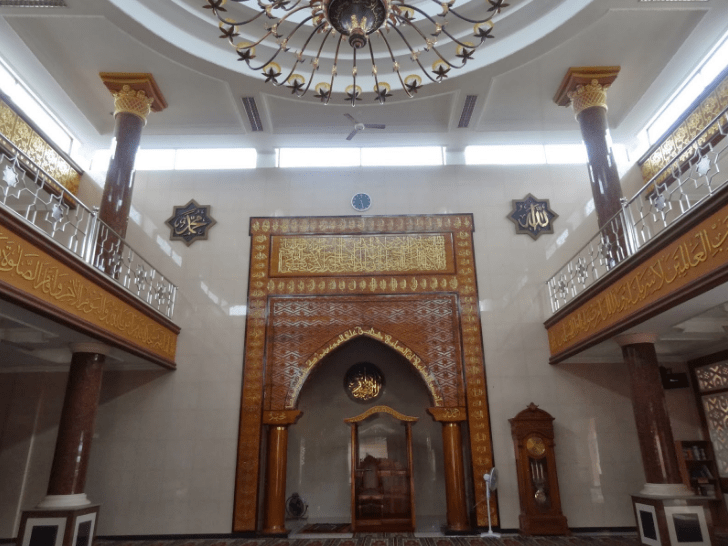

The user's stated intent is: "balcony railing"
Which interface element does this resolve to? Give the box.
[0,146,177,319]
[547,104,728,314]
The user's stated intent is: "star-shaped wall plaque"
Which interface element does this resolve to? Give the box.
[165,199,217,246]
[507,194,558,240]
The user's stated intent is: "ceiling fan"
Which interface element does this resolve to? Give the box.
[344,113,385,141]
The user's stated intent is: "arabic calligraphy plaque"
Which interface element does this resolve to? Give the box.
[271,234,455,277]
[507,194,558,240]
[165,199,217,246]
[344,362,384,403]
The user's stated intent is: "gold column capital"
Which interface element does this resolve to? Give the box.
[113,85,154,122]
[99,72,167,123]
[553,66,620,117]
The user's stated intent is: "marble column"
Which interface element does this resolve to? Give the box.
[99,103,145,240]
[615,333,689,496]
[262,410,302,535]
[39,343,110,508]
[554,67,628,264]
[96,74,166,272]
[428,407,469,532]
[16,343,110,546]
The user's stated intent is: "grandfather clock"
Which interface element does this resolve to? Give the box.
[509,403,569,535]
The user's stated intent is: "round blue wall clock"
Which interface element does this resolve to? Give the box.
[351,192,371,212]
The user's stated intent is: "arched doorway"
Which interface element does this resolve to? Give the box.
[287,336,446,530]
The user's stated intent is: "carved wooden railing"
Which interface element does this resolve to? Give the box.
[547,104,728,314]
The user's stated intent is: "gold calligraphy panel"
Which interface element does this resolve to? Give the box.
[640,71,728,186]
[0,97,80,195]
[271,234,455,276]
[0,220,177,363]
[547,203,728,359]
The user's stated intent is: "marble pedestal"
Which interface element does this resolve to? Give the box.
[16,505,100,546]
[632,495,714,546]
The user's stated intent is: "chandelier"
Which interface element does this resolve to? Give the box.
[202,0,509,105]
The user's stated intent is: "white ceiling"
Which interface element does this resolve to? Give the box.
[0,0,726,153]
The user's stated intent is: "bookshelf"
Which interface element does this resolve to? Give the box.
[676,440,721,499]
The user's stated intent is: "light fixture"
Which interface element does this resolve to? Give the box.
[202,0,508,105]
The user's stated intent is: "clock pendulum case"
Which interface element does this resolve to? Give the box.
[509,403,569,535]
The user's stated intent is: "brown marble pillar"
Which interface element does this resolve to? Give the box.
[39,342,110,508]
[96,74,166,272]
[554,67,623,229]
[262,410,302,535]
[99,110,144,239]
[554,67,628,264]
[577,104,624,228]
[428,407,469,532]
[615,333,689,496]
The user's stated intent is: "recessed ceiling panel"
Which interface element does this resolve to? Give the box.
[479,8,706,134]
[5,15,243,137]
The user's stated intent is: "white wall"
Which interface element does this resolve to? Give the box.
[0,161,704,536]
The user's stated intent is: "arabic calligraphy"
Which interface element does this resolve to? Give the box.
[518,204,551,230]
[548,211,728,355]
[0,97,81,194]
[275,234,449,275]
[165,200,216,246]
[345,362,384,402]
[0,227,177,359]
[640,70,728,186]
[508,194,558,240]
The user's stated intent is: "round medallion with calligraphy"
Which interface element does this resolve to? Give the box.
[344,362,384,403]
[526,435,546,457]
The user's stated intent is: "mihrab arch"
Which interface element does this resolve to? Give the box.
[287,326,445,408]
[234,214,494,533]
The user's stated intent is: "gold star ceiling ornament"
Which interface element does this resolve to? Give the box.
[202,0,508,105]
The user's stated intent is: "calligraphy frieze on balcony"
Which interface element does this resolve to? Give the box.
[0,213,178,367]
[545,199,728,361]
[639,69,728,186]
[0,97,81,195]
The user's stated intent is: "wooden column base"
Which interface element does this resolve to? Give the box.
[518,513,569,536]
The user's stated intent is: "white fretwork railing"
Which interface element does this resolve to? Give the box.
[547,106,728,314]
[0,147,177,319]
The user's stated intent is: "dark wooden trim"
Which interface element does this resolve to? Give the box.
[0,208,179,334]
[687,363,711,462]
[688,349,728,370]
